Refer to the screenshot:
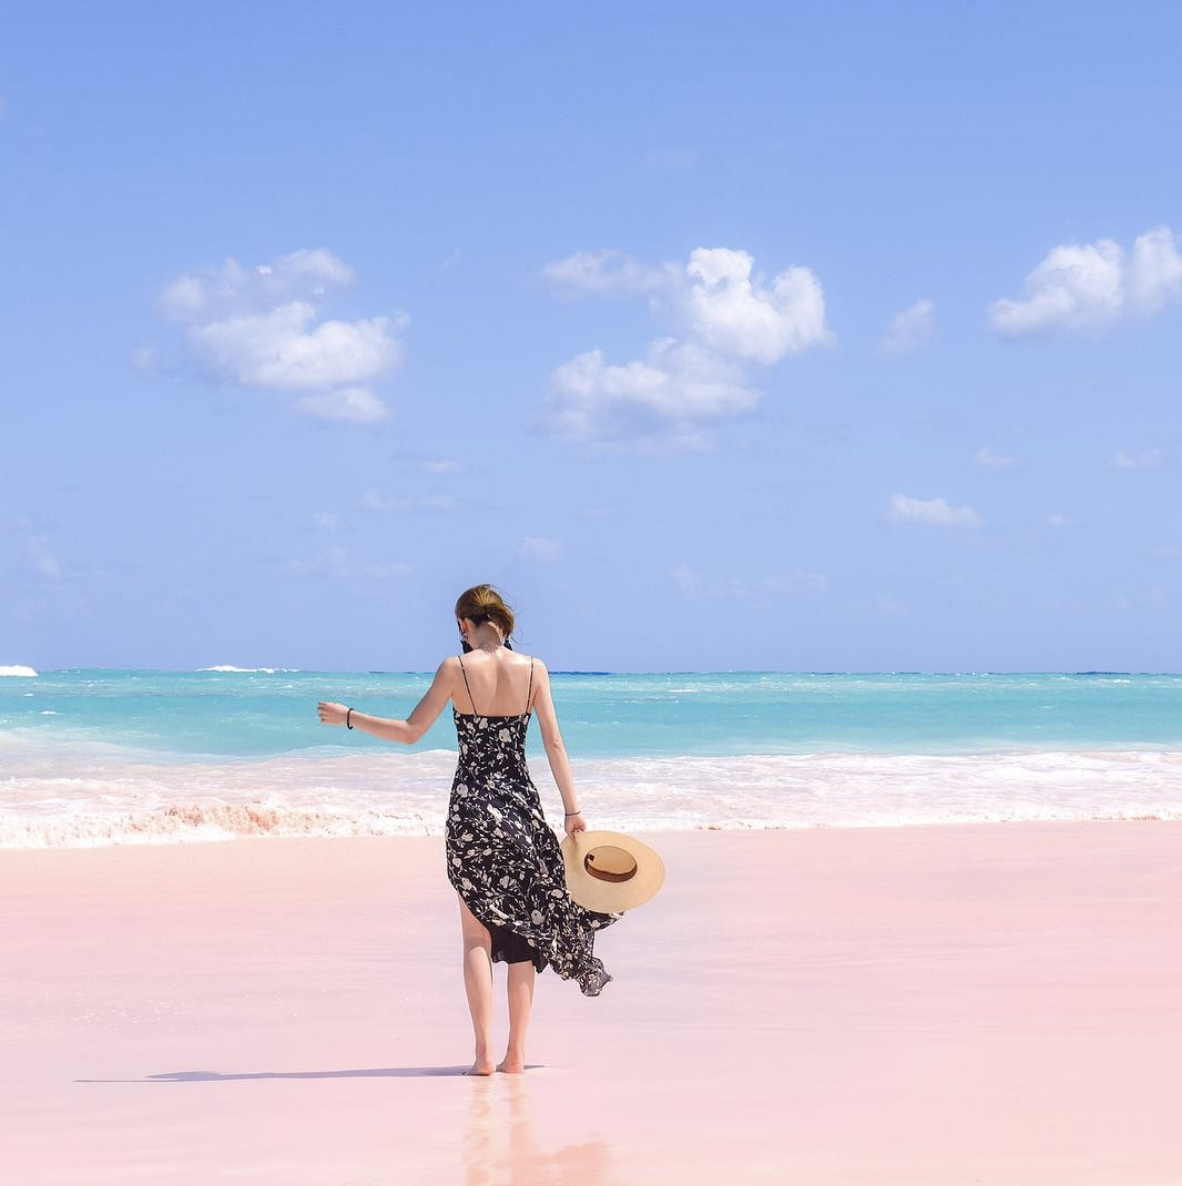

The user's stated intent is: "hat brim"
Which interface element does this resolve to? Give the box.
[560,829,665,914]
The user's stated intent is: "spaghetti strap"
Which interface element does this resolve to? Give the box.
[457,653,478,716]
[526,657,534,714]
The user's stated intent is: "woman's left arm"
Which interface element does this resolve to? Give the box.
[317,658,457,745]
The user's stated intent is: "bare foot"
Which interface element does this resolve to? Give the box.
[464,1056,496,1076]
[497,1056,526,1074]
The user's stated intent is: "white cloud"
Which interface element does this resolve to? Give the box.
[989,225,1182,336]
[188,304,403,391]
[539,249,673,298]
[294,387,391,424]
[156,248,405,424]
[1108,447,1163,469]
[158,249,355,322]
[313,511,339,531]
[539,337,758,448]
[419,458,464,474]
[538,245,833,446]
[881,299,936,356]
[519,536,562,562]
[974,445,1015,470]
[887,493,982,527]
[681,248,832,364]
[1127,226,1182,314]
[1048,513,1074,527]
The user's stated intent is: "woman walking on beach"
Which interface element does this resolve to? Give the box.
[317,584,621,1076]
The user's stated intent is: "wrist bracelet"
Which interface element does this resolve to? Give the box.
[565,808,581,815]
[346,708,354,730]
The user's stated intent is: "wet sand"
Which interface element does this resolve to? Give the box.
[2,821,1180,1184]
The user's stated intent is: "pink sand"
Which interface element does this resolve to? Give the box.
[2,822,1180,1184]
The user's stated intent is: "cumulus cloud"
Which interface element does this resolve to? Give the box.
[539,337,759,448]
[1108,447,1163,469]
[155,248,405,423]
[887,493,982,527]
[989,225,1182,336]
[880,299,936,356]
[537,245,833,447]
[974,445,1015,470]
[681,248,832,364]
[188,305,402,391]
[294,387,391,424]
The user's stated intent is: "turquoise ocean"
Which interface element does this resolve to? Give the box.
[2,667,1180,847]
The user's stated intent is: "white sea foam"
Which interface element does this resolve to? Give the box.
[1,745,1179,848]
[0,665,38,677]
[197,665,280,673]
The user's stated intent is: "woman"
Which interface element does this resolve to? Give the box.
[316,583,621,1076]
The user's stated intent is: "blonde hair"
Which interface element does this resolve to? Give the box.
[454,584,516,642]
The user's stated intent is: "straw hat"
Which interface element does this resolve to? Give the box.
[560,829,665,914]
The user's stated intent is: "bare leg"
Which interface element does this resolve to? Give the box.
[499,959,536,1073]
[456,892,496,1075]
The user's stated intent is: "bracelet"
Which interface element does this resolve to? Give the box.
[565,808,581,815]
[346,708,354,730]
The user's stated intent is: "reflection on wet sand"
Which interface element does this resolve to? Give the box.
[462,1071,636,1186]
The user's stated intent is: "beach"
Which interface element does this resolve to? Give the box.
[3,821,1180,1185]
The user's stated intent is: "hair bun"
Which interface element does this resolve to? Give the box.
[455,584,516,642]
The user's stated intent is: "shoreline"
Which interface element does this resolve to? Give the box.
[3,819,1180,1183]
[4,744,1181,848]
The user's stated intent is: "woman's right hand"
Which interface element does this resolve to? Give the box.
[317,701,349,726]
[564,811,586,837]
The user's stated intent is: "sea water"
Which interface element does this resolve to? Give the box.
[1,668,1180,846]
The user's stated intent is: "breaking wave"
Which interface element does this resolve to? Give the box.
[2,746,1180,848]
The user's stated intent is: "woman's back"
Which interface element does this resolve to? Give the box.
[454,649,537,718]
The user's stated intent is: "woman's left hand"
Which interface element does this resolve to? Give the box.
[317,701,349,726]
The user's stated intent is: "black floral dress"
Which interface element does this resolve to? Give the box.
[444,655,623,996]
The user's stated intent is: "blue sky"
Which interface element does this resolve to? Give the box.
[2,1,1179,673]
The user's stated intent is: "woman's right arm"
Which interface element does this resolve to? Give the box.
[530,660,586,834]
[316,658,457,745]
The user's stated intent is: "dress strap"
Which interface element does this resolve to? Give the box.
[526,657,534,714]
[458,654,478,716]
